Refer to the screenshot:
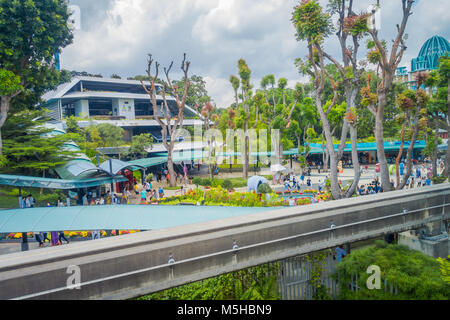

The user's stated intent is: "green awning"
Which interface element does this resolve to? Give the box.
[0,174,128,190]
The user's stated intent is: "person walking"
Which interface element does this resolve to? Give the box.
[58,231,69,244]
[34,232,44,247]
[50,231,60,246]
[82,194,88,206]
[140,189,147,204]
[158,186,164,198]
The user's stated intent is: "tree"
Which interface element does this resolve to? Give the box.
[0,0,73,155]
[0,109,75,176]
[141,53,191,187]
[196,101,219,180]
[125,133,153,160]
[365,0,415,192]
[394,86,428,189]
[278,78,288,106]
[426,55,450,177]
[90,123,125,159]
[292,0,343,199]
[173,75,211,108]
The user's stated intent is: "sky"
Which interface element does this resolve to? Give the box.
[61,0,450,108]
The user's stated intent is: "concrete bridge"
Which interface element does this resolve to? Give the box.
[0,184,449,300]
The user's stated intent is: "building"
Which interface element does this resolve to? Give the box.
[42,76,202,142]
[396,35,450,90]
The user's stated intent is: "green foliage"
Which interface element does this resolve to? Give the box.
[192,177,202,187]
[158,187,284,208]
[432,175,447,184]
[125,133,153,160]
[334,244,450,300]
[202,178,212,187]
[257,183,272,194]
[292,0,333,44]
[172,75,211,108]
[139,263,280,300]
[146,173,153,182]
[0,69,22,96]
[0,109,75,175]
[221,179,233,191]
[306,252,331,300]
[437,256,450,284]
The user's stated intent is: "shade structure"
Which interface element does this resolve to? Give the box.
[54,159,110,180]
[99,159,145,174]
[247,176,269,192]
[0,205,276,233]
[0,174,128,190]
[127,156,168,169]
[270,164,287,172]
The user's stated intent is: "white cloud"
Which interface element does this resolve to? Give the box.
[62,0,450,107]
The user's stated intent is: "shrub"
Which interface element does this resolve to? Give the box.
[432,175,447,184]
[192,177,202,187]
[202,178,212,187]
[146,173,154,181]
[257,183,272,194]
[221,179,233,191]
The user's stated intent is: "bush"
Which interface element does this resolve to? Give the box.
[146,173,154,182]
[432,175,447,184]
[221,179,233,191]
[334,243,450,300]
[192,177,202,187]
[257,183,272,194]
[202,178,212,187]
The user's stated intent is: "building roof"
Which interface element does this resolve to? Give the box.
[411,35,450,72]
[98,159,145,174]
[0,205,274,233]
[0,174,127,191]
[42,76,162,102]
[54,159,112,180]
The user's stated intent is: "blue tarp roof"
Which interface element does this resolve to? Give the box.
[0,205,274,233]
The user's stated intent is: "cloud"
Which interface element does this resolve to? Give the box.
[62,0,450,108]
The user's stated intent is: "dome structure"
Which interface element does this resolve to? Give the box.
[411,35,450,72]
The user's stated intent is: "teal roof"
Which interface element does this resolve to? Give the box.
[0,205,274,233]
[411,35,450,72]
[0,174,128,190]
[127,156,168,168]
[306,140,430,155]
[98,159,144,174]
[54,159,111,180]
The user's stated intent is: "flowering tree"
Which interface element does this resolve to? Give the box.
[365,0,415,191]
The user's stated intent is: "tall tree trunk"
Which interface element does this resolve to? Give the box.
[316,99,341,200]
[167,148,176,187]
[398,104,421,189]
[0,96,12,156]
[395,121,406,188]
[375,90,392,192]
[345,124,361,198]
[444,78,450,177]
[432,116,439,177]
